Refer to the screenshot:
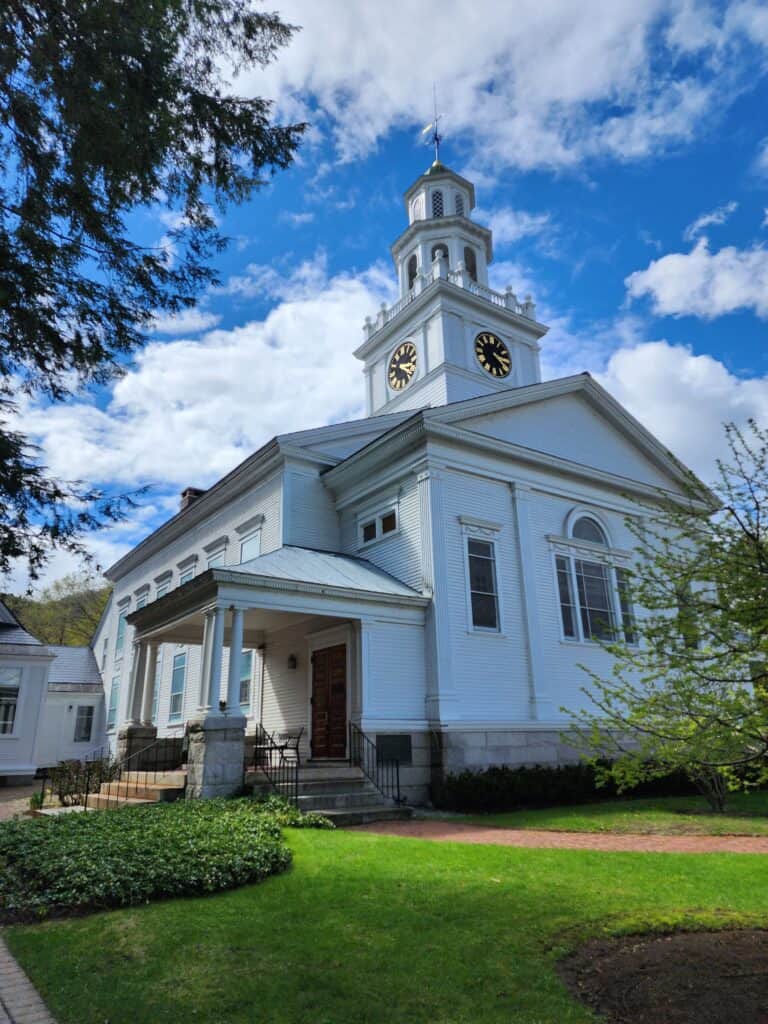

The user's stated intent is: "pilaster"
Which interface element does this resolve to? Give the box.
[510,481,543,719]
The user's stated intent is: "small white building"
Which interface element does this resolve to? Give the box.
[0,603,52,783]
[36,646,106,768]
[93,161,695,803]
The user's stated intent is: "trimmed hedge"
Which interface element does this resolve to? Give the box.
[431,761,698,814]
[0,797,330,923]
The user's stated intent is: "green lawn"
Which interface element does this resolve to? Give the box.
[6,827,768,1024]
[447,791,768,835]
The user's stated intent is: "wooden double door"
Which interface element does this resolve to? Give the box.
[310,644,347,759]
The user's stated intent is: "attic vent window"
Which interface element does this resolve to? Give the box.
[455,193,464,216]
[432,189,444,217]
[359,506,399,547]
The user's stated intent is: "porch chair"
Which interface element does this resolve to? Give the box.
[276,727,305,767]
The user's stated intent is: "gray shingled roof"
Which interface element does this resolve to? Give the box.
[0,600,44,647]
[47,645,102,686]
[235,546,422,598]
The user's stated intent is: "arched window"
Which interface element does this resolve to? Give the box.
[571,516,607,546]
[431,190,444,218]
[431,243,449,266]
[407,254,418,290]
[455,193,465,216]
[554,513,636,644]
[463,246,477,282]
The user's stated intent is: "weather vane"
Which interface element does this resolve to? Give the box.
[421,84,444,163]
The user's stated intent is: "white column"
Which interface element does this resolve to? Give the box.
[510,482,543,720]
[205,606,226,710]
[140,643,160,726]
[225,607,245,714]
[198,611,213,708]
[127,641,148,725]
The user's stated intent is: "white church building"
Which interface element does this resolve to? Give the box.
[94,161,693,803]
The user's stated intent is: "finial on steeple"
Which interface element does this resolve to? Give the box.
[421,84,444,164]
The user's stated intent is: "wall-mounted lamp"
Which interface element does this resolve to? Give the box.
[287,654,298,670]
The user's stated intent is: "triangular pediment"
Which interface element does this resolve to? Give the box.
[429,375,694,495]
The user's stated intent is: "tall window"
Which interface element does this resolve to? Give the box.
[431,189,444,217]
[466,539,500,631]
[0,669,21,735]
[74,706,94,743]
[455,192,465,216]
[115,608,128,656]
[151,647,163,723]
[107,676,120,729]
[169,651,186,722]
[240,530,261,563]
[407,253,418,290]
[463,246,477,282]
[239,650,254,709]
[555,516,636,643]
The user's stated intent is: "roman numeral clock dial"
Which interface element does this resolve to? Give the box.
[475,331,511,378]
[388,341,417,391]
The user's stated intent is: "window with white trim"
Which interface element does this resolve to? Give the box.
[0,669,21,735]
[115,607,128,657]
[151,647,163,724]
[169,651,186,722]
[207,550,226,568]
[74,706,94,743]
[135,591,148,610]
[431,189,444,217]
[358,507,398,547]
[107,676,120,730]
[455,192,465,216]
[406,253,418,290]
[555,515,636,643]
[179,566,195,586]
[466,538,500,631]
[101,636,108,671]
[239,650,254,709]
[239,530,261,563]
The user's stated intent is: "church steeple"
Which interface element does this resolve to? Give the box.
[355,162,548,415]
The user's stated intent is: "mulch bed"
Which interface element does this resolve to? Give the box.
[558,929,768,1024]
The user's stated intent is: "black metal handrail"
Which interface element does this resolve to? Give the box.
[247,724,298,806]
[348,722,403,804]
[40,736,186,811]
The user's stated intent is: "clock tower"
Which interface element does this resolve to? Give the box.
[355,161,548,415]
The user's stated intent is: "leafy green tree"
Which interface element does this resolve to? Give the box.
[0,0,305,579]
[565,420,768,812]
[5,569,111,644]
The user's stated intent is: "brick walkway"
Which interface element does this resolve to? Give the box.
[0,940,56,1024]
[350,819,768,854]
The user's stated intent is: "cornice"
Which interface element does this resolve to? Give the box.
[390,215,493,262]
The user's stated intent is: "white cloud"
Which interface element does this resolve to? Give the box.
[19,255,396,492]
[239,0,766,173]
[279,211,316,226]
[596,340,768,478]
[476,207,551,247]
[683,200,738,240]
[625,238,768,318]
[151,307,222,335]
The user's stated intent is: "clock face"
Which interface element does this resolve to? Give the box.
[388,341,417,391]
[475,331,511,378]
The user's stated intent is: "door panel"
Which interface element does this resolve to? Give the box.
[311,644,347,758]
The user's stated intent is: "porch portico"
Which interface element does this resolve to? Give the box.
[125,547,428,797]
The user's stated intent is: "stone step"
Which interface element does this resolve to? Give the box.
[296,777,373,795]
[119,770,187,787]
[88,794,156,810]
[316,805,414,827]
[98,781,184,802]
[297,789,382,811]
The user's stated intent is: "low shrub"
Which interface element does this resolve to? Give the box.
[0,797,324,923]
[252,794,335,830]
[431,761,698,814]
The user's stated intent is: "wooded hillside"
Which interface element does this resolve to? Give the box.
[4,573,111,646]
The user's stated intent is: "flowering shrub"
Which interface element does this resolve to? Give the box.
[0,798,327,922]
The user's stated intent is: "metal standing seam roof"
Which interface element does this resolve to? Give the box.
[0,600,45,647]
[232,546,422,599]
[46,645,102,686]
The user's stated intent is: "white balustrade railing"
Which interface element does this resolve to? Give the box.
[363,274,536,341]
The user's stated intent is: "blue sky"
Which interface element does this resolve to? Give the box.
[16,0,768,589]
